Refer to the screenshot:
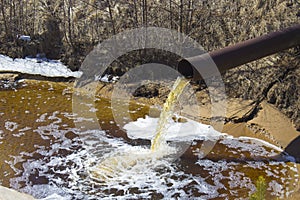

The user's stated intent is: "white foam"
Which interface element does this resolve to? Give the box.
[269,180,285,198]
[38,193,66,200]
[85,142,218,199]
[4,121,18,132]
[8,125,299,199]
[124,115,225,141]
[4,108,298,199]
[238,136,283,152]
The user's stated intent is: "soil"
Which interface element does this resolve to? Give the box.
[224,50,300,130]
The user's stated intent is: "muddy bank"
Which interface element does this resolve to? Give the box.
[224,50,300,130]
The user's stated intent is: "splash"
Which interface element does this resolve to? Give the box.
[89,77,189,181]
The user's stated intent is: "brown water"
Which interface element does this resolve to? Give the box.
[0,80,299,199]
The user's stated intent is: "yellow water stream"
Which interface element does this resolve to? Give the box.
[151,77,189,151]
[90,77,190,180]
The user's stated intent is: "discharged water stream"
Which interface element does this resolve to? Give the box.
[151,77,190,151]
[89,77,189,182]
[0,79,299,199]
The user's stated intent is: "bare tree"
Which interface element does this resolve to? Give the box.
[133,0,139,26]
[142,0,148,26]
[67,0,74,48]
[106,0,116,35]
[179,0,183,33]
[169,0,173,29]
[0,0,10,40]
[186,0,194,34]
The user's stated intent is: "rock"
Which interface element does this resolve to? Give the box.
[0,73,18,82]
[133,83,160,98]
[0,73,19,89]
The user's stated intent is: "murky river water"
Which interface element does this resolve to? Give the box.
[0,80,299,199]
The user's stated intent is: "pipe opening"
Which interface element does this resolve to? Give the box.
[177,59,194,78]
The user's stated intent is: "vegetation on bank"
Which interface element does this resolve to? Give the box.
[250,176,267,200]
[0,0,298,68]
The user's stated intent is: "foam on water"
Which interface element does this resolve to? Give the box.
[86,77,192,183]
[0,82,299,199]
[124,115,225,141]
[2,135,297,199]
[4,121,19,132]
[9,122,297,199]
[4,122,219,199]
[82,130,221,199]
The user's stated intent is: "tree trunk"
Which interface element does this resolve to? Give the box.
[142,0,148,26]
[67,0,75,48]
[133,0,139,26]
[187,0,194,33]
[169,0,173,29]
[179,0,183,33]
[0,0,10,40]
[106,0,116,35]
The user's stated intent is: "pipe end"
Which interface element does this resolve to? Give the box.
[177,59,194,78]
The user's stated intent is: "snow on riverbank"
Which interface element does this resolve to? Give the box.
[0,54,82,78]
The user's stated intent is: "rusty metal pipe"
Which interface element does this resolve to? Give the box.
[178,24,300,80]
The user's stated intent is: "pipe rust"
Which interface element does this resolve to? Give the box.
[178,24,300,80]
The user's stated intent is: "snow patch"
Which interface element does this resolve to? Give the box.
[0,54,82,78]
[99,74,119,83]
[18,35,31,42]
